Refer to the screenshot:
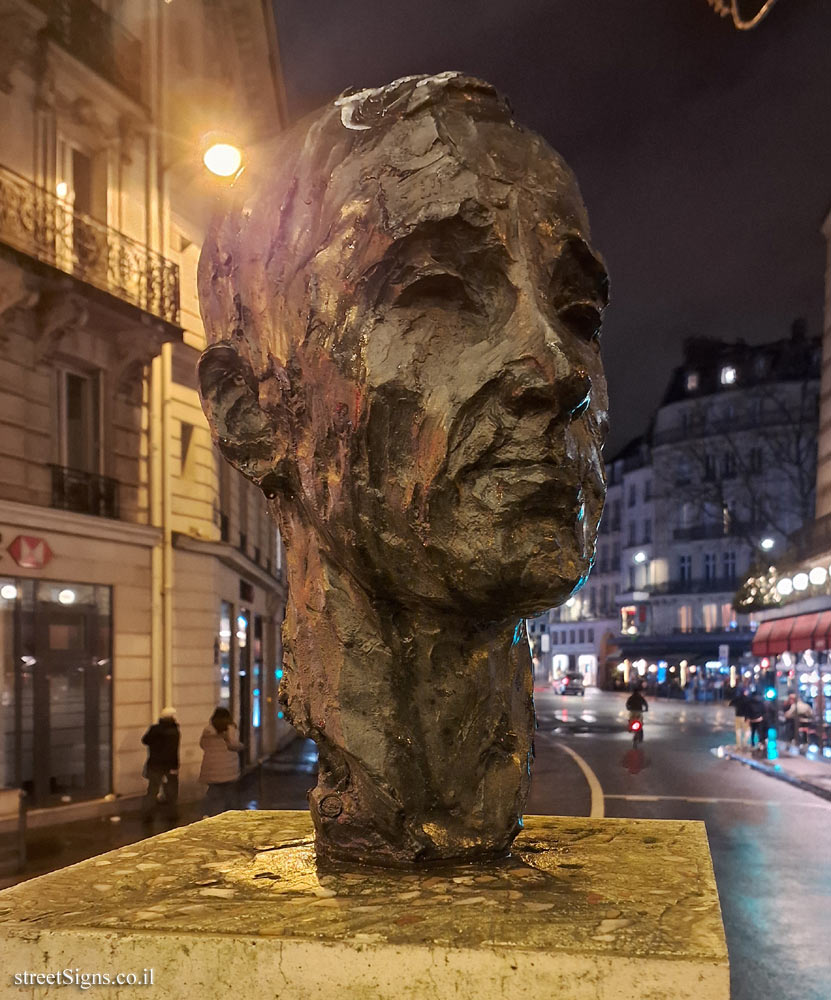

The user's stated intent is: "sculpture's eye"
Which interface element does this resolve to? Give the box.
[548,237,609,345]
[394,273,480,313]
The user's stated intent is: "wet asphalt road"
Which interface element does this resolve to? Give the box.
[529,688,831,1000]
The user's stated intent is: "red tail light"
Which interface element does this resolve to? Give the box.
[629,720,641,731]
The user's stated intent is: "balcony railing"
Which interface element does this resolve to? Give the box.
[652,409,798,447]
[31,0,143,104]
[0,166,179,325]
[648,576,738,596]
[50,464,119,519]
[673,521,753,541]
[670,626,753,636]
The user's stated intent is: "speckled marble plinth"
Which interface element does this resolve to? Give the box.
[0,812,728,999]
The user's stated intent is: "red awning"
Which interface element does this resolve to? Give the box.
[751,619,776,657]
[752,611,831,657]
[752,617,794,657]
[813,610,831,651]
[767,617,796,656]
[788,613,821,653]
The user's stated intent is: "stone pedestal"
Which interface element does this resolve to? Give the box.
[0,812,729,999]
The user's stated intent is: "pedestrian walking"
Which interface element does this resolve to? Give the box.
[746,688,766,748]
[141,707,180,822]
[199,706,244,816]
[728,687,750,748]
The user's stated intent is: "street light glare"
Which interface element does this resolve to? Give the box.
[203,143,243,177]
[760,537,775,550]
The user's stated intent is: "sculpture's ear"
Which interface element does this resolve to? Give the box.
[198,342,291,496]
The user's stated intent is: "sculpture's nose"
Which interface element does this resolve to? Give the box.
[502,289,596,423]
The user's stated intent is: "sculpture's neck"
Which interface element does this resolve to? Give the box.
[279,526,535,865]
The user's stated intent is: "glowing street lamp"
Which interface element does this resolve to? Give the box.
[760,537,775,551]
[203,142,243,177]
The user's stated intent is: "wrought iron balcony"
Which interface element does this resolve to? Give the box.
[50,464,119,520]
[647,576,738,596]
[672,521,753,541]
[31,0,143,104]
[0,165,179,325]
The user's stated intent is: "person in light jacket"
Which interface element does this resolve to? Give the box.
[199,706,244,816]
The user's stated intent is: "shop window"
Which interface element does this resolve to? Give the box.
[236,609,251,761]
[678,605,693,632]
[1,579,111,806]
[217,602,232,707]
[252,616,263,761]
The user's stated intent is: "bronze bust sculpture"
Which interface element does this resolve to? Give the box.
[197,73,608,866]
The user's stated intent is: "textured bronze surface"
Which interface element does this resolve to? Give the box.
[197,73,608,865]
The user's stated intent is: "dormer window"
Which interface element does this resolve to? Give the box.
[686,371,699,392]
[720,365,737,386]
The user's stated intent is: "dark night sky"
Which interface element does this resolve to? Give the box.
[272,0,831,452]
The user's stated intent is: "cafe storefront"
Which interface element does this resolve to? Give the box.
[1,578,112,807]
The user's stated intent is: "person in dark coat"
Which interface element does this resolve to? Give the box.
[141,707,180,822]
[728,688,750,748]
[745,689,766,748]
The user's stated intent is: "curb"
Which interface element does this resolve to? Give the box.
[722,749,831,804]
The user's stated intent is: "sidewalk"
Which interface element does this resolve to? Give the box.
[0,739,318,890]
[720,741,831,803]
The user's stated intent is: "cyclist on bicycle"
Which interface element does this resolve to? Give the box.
[626,687,649,728]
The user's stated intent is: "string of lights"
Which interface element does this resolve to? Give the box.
[705,0,781,30]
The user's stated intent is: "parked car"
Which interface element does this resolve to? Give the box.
[555,673,585,696]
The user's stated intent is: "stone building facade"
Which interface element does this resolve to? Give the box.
[0,0,289,822]
[532,328,820,688]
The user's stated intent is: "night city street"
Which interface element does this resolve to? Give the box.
[529,689,831,1000]
[5,1,831,996]
[5,689,830,1000]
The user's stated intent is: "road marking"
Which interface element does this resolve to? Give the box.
[604,794,831,809]
[557,743,605,818]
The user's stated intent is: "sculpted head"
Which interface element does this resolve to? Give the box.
[198,73,608,617]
